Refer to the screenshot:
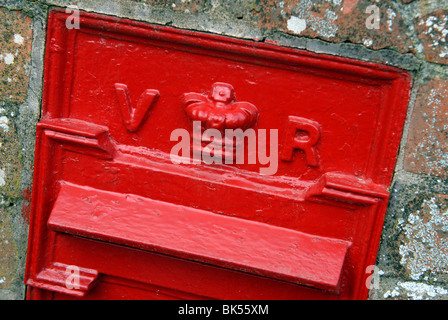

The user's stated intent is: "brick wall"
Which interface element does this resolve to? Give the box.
[0,0,446,300]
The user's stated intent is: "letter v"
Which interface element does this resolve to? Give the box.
[114,83,160,132]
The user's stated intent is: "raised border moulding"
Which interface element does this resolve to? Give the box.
[24,9,411,300]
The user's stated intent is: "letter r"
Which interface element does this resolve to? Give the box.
[281,115,321,167]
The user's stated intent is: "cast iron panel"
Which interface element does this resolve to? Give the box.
[25,9,411,300]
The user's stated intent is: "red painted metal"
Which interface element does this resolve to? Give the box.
[184,82,259,131]
[48,182,350,293]
[25,9,411,300]
[33,262,99,297]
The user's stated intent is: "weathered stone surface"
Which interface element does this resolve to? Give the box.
[37,0,415,53]
[404,78,448,178]
[371,277,448,300]
[0,104,22,200]
[253,0,414,53]
[0,8,33,104]
[0,206,19,293]
[373,174,448,300]
[0,110,29,298]
[0,0,446,301]
[0,98,28,301]
[414,9,448,65]
[144,0,210,13]
[0,5,37,300]
[0,197,28,300]
[397,192,448,282]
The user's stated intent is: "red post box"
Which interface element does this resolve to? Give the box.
[25,9,411,300]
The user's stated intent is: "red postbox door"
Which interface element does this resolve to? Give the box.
[25,9,411,300]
